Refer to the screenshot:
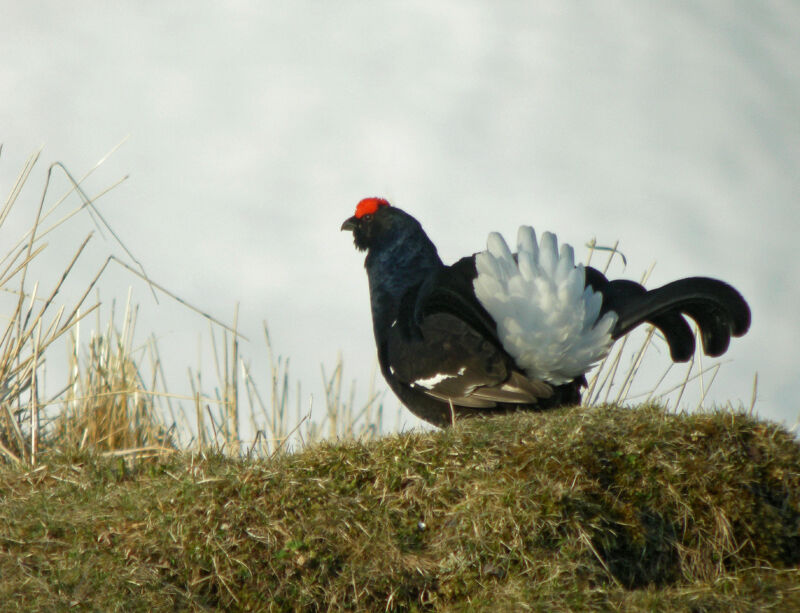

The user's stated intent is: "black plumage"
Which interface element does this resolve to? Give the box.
[342,198,750,427]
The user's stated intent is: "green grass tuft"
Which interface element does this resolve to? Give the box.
[1,404,798,611]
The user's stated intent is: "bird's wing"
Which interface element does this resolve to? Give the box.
[414,255,500,342]
[384,261,553,408]
[386,312,552,408]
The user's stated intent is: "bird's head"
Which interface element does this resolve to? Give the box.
[341,197,398,252]
[342,197,443,276]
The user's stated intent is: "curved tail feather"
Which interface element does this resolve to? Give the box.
[586,268,751,362]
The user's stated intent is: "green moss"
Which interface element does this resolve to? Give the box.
[0,404,798,611]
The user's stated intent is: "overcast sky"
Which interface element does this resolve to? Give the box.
[1,2,798,436]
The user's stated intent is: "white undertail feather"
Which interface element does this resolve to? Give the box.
[473,226,618,385]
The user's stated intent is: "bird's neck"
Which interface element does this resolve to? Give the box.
[364,232,442,333]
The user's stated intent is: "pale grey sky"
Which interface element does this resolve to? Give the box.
[1,2,798,434]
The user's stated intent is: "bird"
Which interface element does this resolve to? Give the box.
[341,197,751,427]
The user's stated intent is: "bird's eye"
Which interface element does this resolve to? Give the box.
[362,214,372,221]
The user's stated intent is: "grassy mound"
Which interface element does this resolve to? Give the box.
[1,404,798,611]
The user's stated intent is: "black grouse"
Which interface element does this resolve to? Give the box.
[342,197,751,427]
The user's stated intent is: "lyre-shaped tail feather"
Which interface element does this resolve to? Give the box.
[592,274,751,361]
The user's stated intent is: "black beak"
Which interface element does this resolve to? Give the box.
[341,216,358,232]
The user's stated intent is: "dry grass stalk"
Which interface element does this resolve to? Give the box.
[0,152,109,463]
[0,147,188,463]
[53,292,173,452]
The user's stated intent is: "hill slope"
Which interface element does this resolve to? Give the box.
[1,404,799,611]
